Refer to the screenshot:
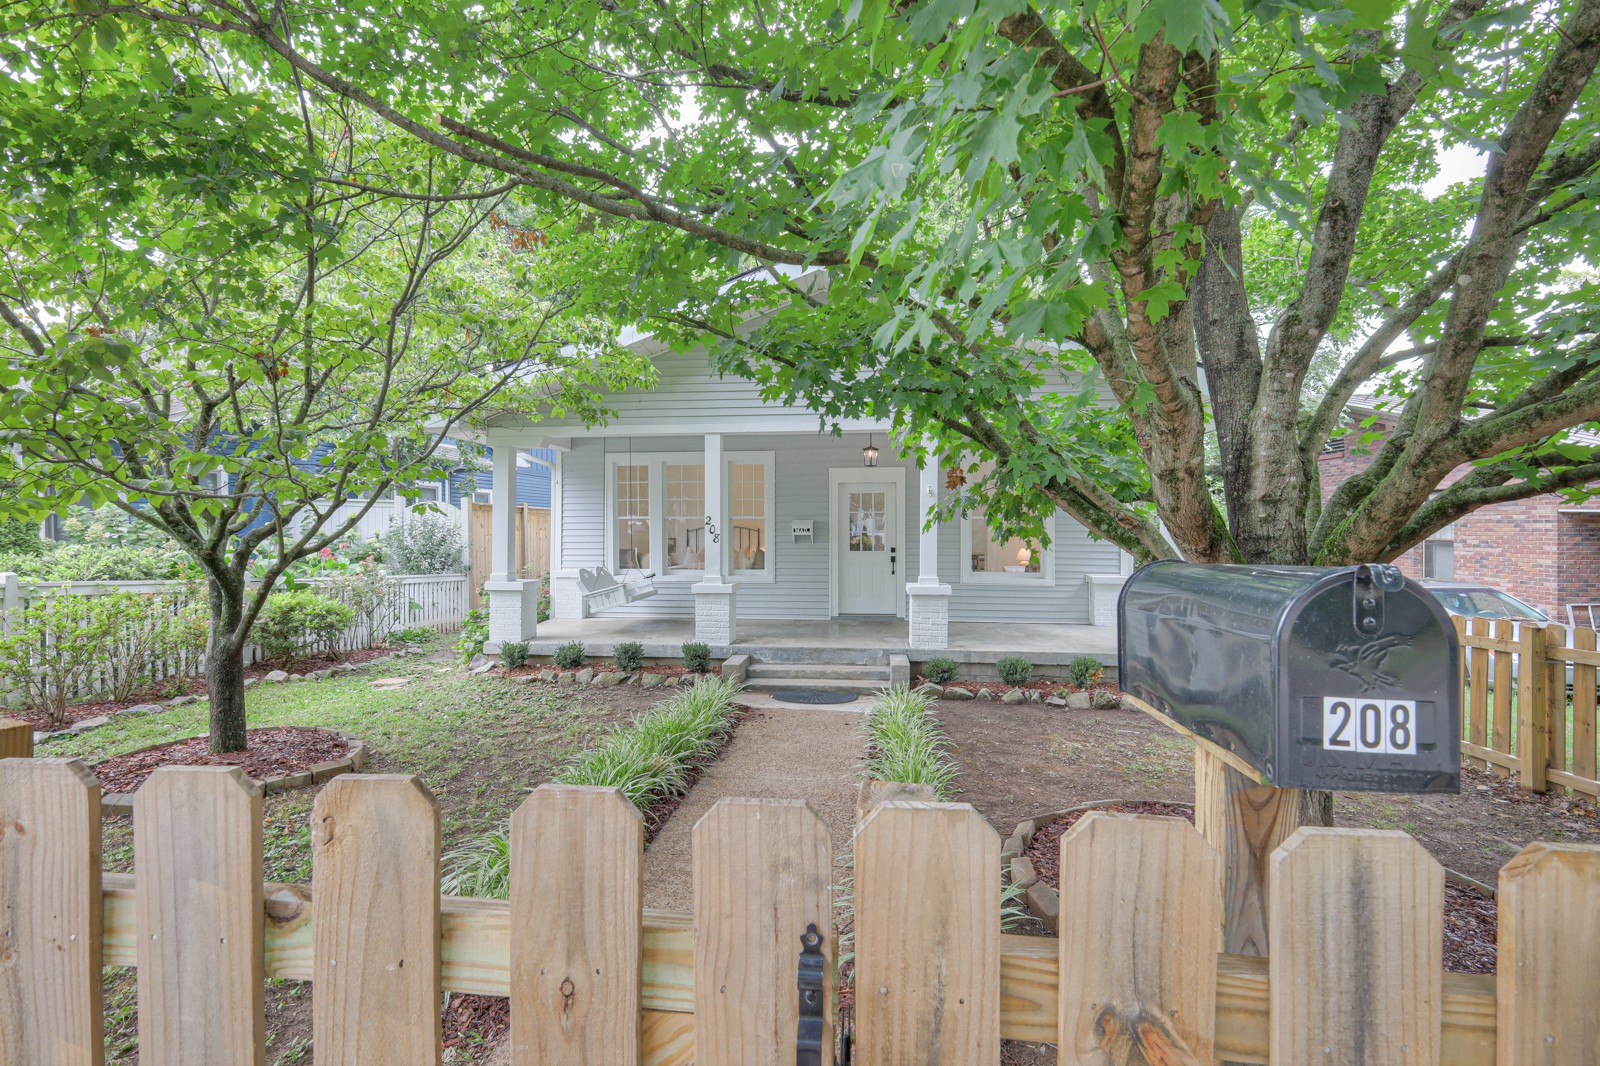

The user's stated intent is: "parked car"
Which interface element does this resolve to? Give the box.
[1419,581,1551,624]
[1420,581,1589,695]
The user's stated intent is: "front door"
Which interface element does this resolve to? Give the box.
[838,482,900,615]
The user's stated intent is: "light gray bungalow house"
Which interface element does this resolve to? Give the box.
[473,275,1129,680]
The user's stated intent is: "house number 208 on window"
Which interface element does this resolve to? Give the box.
[1322,697,1417,756]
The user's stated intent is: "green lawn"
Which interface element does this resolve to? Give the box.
[42,641,646,881]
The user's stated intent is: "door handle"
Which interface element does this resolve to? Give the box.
[890,547,896,575]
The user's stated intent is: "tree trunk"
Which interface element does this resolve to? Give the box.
[1300,788,1334,827]
[205,577,250,755]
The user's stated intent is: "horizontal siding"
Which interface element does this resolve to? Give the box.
[558,433,1123,623]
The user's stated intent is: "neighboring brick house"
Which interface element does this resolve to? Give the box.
[1318,403,1600,622]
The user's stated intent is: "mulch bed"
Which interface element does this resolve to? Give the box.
[90,726,351,794]
[443,992,510,1055]
[505,663,698,679]
[246,645,391,679]
[1022,799,1500,974]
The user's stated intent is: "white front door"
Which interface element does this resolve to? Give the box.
[838,481,900,615]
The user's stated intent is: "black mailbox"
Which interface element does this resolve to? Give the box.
[1118,562,1460,793]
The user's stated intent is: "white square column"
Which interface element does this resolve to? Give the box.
[692,432,737,644]
[907,441,951,651]
[483,440,537,649]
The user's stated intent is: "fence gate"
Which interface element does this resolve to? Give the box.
[4,763,1600,1064]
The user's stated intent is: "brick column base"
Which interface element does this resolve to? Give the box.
[484,579,538,653]
[906,582,952,651]
[692,579,738,645]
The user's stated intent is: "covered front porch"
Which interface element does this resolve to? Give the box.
[519,615,1118,671]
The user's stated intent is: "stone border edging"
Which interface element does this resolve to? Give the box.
[1004,798,1499,931]
[1003,798,1193,932]
[504,667,713,690]
[98,729,367,814]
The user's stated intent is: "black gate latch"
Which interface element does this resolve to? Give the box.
[796,922,825,1066]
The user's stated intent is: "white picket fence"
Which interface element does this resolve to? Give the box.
[0,572,468,704]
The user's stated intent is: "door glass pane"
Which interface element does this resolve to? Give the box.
[664,463,705,572]
[849,491,886,552]
[615,464,650,571]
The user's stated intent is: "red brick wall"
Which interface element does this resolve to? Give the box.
[1316,419,1572,618]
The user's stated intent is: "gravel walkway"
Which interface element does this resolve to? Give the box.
[642,704,868,911]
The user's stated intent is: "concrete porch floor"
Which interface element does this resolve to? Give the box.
[522,616,1117,667]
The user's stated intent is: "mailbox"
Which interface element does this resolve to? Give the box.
[1118,562,1460,793]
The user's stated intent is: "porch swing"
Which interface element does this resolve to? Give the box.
[578,437,659,612]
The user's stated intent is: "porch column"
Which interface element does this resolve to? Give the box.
[907,442,951,651]
[484,441,537,651]
[692,432,737,645]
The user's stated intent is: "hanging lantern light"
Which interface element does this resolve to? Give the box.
[862,433,879,467]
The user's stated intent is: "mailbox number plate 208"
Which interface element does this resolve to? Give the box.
[1322,697,1417,756]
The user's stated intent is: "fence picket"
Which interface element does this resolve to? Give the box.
[1497,841,1600,1064]
[510,784,642,1065]
[691,798,833,1066]
[854,802,1000,1065]
[1518,625,1550,793]
[312,775,442,1066]
[1467,617,1489,770]
[1269,828,1442,1065]
[1057,813,1220,1065]
[0,758,103,1066]
[1491,618,1515,778]
[1575,628,1597,783]
[0,718,30,759]
[1546,625,1570,775]
[134,767,265,1065]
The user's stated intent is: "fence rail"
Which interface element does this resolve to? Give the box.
[0,572,468,706]
[3,763,1598,1064]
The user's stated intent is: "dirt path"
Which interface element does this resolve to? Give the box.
[642,705,867,911]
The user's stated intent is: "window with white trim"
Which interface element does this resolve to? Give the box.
[605,451,775,582]
[957,463,1055,585]
[664,463,706,573]
[1424,521,1455,580]
[614,463,652,571]
[730,461,769,576]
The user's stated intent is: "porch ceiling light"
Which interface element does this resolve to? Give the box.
[863,434,879,467]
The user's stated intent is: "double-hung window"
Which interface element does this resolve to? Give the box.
[606,450,775,581]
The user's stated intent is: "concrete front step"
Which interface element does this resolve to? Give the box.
[746,662,889,681]
[741,677,890,695]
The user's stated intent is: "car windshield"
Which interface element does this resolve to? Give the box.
[1431,588,1549,621]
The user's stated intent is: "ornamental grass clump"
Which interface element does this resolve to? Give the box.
[442,676,744,899]
[859,685,958,799]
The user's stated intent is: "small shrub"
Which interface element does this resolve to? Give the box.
[860,686,958,798]
[996,656,1033,687]
[553,641,585,669]
[1066,654,1105,689]
[681,641,711,673]
[537,572,552,623]
[922,656,959,685]
[387,625,434,645]
[455,609,488,662]
[0,592,135,725]
[0,517,45,556]
[386,512,465,575]
[613,640,644,673]
[252,590,357,662]
[500,641,530,669]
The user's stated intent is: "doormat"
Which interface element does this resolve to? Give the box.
[768,690,860,705]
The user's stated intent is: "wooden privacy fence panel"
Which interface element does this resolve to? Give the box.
[10,766,1600,1065]
[467,502,551,607]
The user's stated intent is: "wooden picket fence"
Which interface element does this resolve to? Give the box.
[1456,615,1600,797]
[4,760,1600,1064]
